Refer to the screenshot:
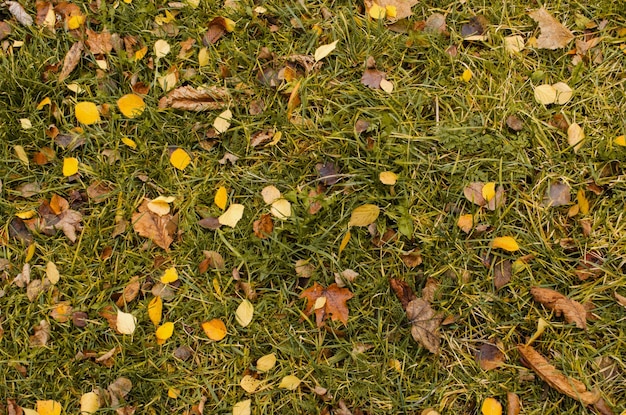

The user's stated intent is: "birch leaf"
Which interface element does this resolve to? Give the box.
[218,204,244,227]
[46,261,60,284]
[148,296,163,326]
[492,236,520,252]
[270,198,291,220]
[348,204,380,227]
[314,40,338,62]
[201,318,227,340]
[63,157,79,176]
[116,310,136,334]
[80,392,100,414]
[236,299,254,327]
[233,399,251,415]
[567,123,584,152]
[170,148,191,170]
[213,109,232,134]
[214,186,228,210]
[256,353,276,372]
[155,322,174,345]
[279,375,301,390]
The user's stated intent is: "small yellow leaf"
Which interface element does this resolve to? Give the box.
[25,243,36,262]
[213,277,222,298]
[16,210,36,219]
[170,148,191,170]
[20,118,32,129]
[46,261,60,284]
[134,46,148,61]
[148,296,163,326]
[186,0,199,8]
[504,35,525,54]
[14,145,29,165]
[461,69,473,82]
[492,236,520,252]
[218,203,245,227]
[213,109,232,134]
[240,375,261,393]
[75,102,100,125]
[368,4,386,19]
[481,397,502,415]
[379,171,398,185]
[256,353,276,372]
[201,318,227,341]
[457,214,474,233]
[567,123,584,153]
[117,94,146,118]
[615,135,626,147]
[236,299,254,327]
[161,267,178,284]
[156,321,174,344]
[157,71,178,92]
[167,387,180,398]
[63,157,79,176]
[36,400,61,415]
[67,14,85,29]
[116,310,137,334]
[223,17,236,32]
[379,78,393,93]
[339,231,351,254]
[348,204,380,227]
[67,83,84,93]
[154,39,171,58]
[147,196,175,216]
[388,358,402,372]
[577,189,589,214]
[22,409,38,415]
[482,182,496,202]
[270,198,292,220]
[534,84,557,105]
[385,5,397,18]
[314,40,339,62]
[215,186,228,210]
[261,185,282,204]
[80,392,100,414]
[198,47,209,67]
[121,137,137,148]
[552,82,573,105]
[233,399,251,415]
[278,375,301,390]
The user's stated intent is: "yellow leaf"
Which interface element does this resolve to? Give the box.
[167,387,180,398]
[147,196,175,216]
[22,409,38,415]
[385,5,397,18]
[256,353,276,372]
[16,210,36,219]
[223,17,236,32]
[116,310,137,334]
[492,236,520,252]
[36,400,61,415]
[567,122,584,153]
[198,47,209,67]
[481,397,502,415]
[134,46,148,61]
[534,84,557,105]
[552,82,573,104]
[25,243,36,262]
[482,182,496,202]
[154,39,171,58]
[63,157,79,176]
[240,375,261,393]
[20,118,32,129]
[213,277,222,298]
[379,78,393,93]
[46,261,60,284]
[235,299,254,327]
[339,231,351,254]
[117,94,146,118]
[348,204,380,227]
[278,375,301,390]
[148,296,163,326]
[388,358,402,372]
[233,399,251,415]
[504,35,525,54]
[157,71,178,92]
[261,185,282,204]
[186,0,199,8]
[14,145,29,165]
[368,4,386,19]
[156,321,174,344]
[80,392,100,414]
[37,97,51,110]
[75,102,100,125]
[615,135,626,147]
[461,69,473,82]
[213,109,232,134]
[457,214,474,233]
[379,171,397,185]
[218,203,245,227]
[215,186,228,210]
[170,148,191,170]
[161,267,178,284]
[121,137,137,148]
[201,318,227,341]
[314,40,338,62]
[577,189,589,214]
[67,14,85,29]
[270,198,292,220]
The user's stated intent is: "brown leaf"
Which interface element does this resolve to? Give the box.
[507,392,521,415]
[506,114,524,132]
[476,342,505,370]
[615,292,626,308]
[115,276,140,307]
[361,69,384,89]
[364,0,418,21]
[424,13,447,34]
[400,250,422,267]
[530,287,587,329]
[0,20,13,40]
[87,181,114,203]
[86,28,113,54]
[29,320,50,346]
[389,278,417,310]
[486,185,506,211]
[461,15,488,37]
[50,302,73,322]
[529,8,574,50]
[316,162,340,186]
[407,298,441,354]
[542,182,571,207]
[131,199,178,250]
[517,344,600,405]
[201,250,224,270]
[5,1,33,27]
[493,259,511,290]
[463,182,486,206]
[250,129,275,147]
[108,377,134,415]
[59,41,84,83]
[158,85,230,111]
[575,251,604,281]
[203,17,230,45]
[253,213,273,238]
[300,282,353,327]
[198,217,221,230]
[72,311,88,327]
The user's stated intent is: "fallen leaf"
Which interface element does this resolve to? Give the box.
[30,320,50,346]
[148,296,163,325]
[203,16,235,45]
[107,377,133,414]
[279,375,301,390]
[86,28,113,54]
[615,292,626,308]
[361,68,385,89]
[461,14,488,38]
[406,298,441,354]
[117,94,145,118]
[132,199,178,250]
[270,198,291,220]
[36,400,61,415]
[261,185,281,204]
[476,342,505,371]
[61,157,79,177]
[233,399,251,415]
[300,282,353,326]
[214,186,228,210]
[529,8,574,50]
[577,189,590,214]
[161,267,178,284]
[334,269,359,287]
[517,344,600,405]
[481,397,502,415]
[542,182,571,207]
[504,35,525,54]
[389,278,417,310]
[170,148,191,170]
[493,259,512,290]
[80,391,101,414]
[348,204,380,227]
[6,1,33,26]
[235,299,254,327]
[116,310,137,334]
[400,250,422,267]
[364,0,418,21]
[424,13,447,34]
[218,204,244,228]
[240,375,261,393]
[491,236,520,252]
[154,39,170,58]
[506,393,521,415]
[201,318,227,341]
[461,69,473,82]
[457,214,474,233]
[0,21,12,40]
[286,80,301,118]
[568,123,584,153]
[256,353,276,372]
[253,214,273,238]
[213,108,232,134]
[534,84,557,105]
[155,321,174,345]
[463,182,487,206]
[158,85,230,111]
[46,261,60,284]
[482,182,496,202]
[75,102,100,125]
[552,82,573,104]
[338,231,351,254]
[50,302,72,322]
[379,171,397,185]
[530,286,587,329]
[314,40,338,62]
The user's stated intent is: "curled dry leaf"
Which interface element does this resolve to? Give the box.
[476,342,505,370]
[59,41,84,82]
[530,287,587,329]
[30,320,50,346]
[158,85,230,111]
[252,213,273,239]
[506,392,521,415]
[407,298,442,354]
[517,344,600,405]
[6,1,33,26]
[529,8,574,50]
[389,278,417,310]
[568,123,584,153]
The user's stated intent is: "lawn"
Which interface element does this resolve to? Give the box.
[0,0,625,414]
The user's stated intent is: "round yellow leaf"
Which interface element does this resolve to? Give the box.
[63,157,79,176]
[457,214,474,234]
[348,204,380,227]
[235,299,254,327]
[233,399,251,415]
[75,102,100,125]
[148,296,163,326]
[270,198,292,220]
[481,397,502,415]
[278,375,301,390]
[256,353,276,372]
[461,69,473,82]
[615,135,626,147]
[36,400,61,415]
[147,196,175,216]
[156,322,174,344]
[170,148,191,170]
[491,236,520,252]
[117,94,145,118]
[552,82,572,105]
[368,4,386,19]
[379,171,398,185]
[240,375,261,393]
[80,392,100,414]
[154,39,171,58]
[116,310,137,334]
[161,267,178,284]
[534,84,557,105]
[202,318,227,341]
[261,185,282,204]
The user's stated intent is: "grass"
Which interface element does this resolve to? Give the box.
[1,0,625,413]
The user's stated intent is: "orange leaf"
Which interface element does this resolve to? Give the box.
[117,94,145,118]
[202,318,227,341]
[300,282,353,327]
[170,148,191,170]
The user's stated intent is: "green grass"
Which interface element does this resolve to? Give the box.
[1,0,625,413]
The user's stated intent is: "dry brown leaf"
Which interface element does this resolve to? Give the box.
[108,377,134,415]
[389,278,417,310]
[407,298,442,354]
[463,182,486,206]
[493,259,511,290]
[252,213,273,238]
[507,392,521,415]
[201,250,224,270]
[424,13,447,34]
[615,292,626,308]
[158,85,230,111]
[361,69,385,89]
[530,287,587,329]
[115,276,140,307]
[542,182,571,207]
[300,282,353,327]
[87,181,114,203]
[30,320,50,346]
[517,344,600,405]
[86,29,113,54]
[486,185,506,210]
[0,20,12,40]
[476,342,505,370]
[5,1,33,26]
[401,250,422,267]
[59,41,84,83]
[529,8,574,50]
[131,199,178,250]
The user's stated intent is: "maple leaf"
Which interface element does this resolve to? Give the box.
[300,282,353,327]
[131,198,178,250]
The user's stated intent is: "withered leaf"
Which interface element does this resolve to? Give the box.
[400,250,422,267]
[30,320,50,346]
[361,69,384,89]
[87,181,114,203]
[529,8,574,50]
[300,282,353,327]
[424,13,447,34]
[507,392,521,415]
[198,216,221,230]
[131,199,178,250]
[530,287,587,329]
[203,17,230,45]
[364,0,418,21]
[108,377,134,415]
[476,342,505,371]
[407,298,442,354]
[389,278,417,311]
[542,182,571,207]
[201,250,224,270]
[0,21,12,40]
[518,344,600,405]
[486,185,506,210]
[5,1,33,27]
[461,15,488,37]
[158,85,230,111]
[493,259,512,290]
[59,41,84,83]
[115,276,140,307]
[72,311,88,327]
[316,162,340,186]
[506,115,524,132]
[86,29,113,55]
[463,182,486,206]
[253,213,273,238]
